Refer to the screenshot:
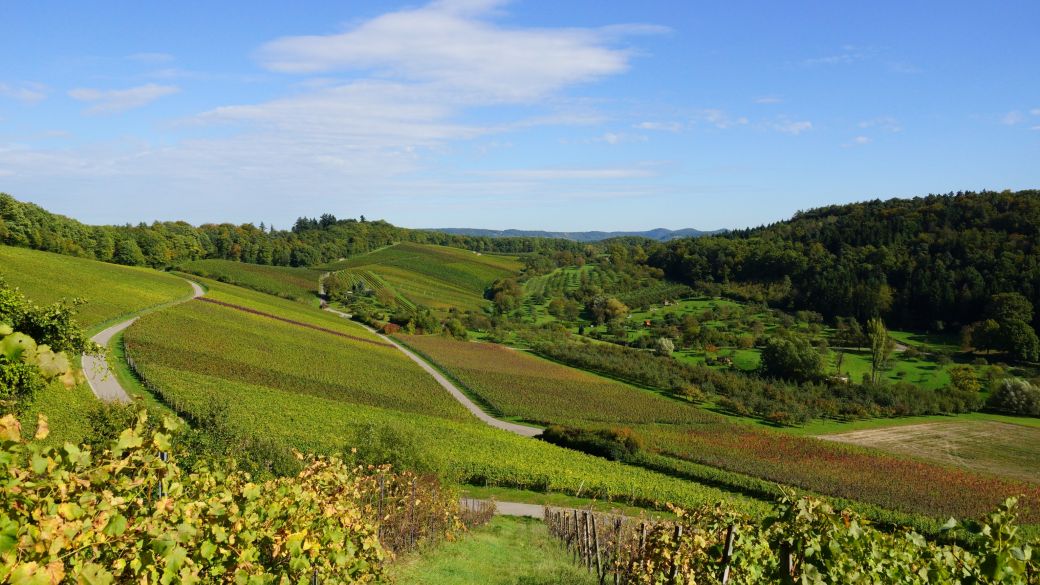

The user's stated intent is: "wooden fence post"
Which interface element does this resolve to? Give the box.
[667,524,683,584]
[591,513,603,584]
[720,524,736,585]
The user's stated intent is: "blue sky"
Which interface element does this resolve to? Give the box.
[1,0,1038,231]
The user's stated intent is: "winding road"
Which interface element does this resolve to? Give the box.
[324,307,543,437]
[78,274,566,518]
[82,279,204,403]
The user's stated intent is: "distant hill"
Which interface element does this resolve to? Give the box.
[427,227,723,242]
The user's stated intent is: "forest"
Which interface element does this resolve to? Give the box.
[0,193,583,270]
[644,190,1040,335]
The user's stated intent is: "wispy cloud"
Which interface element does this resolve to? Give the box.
[256,0,654,102]
[859,116,902,132]
[475,166,655,180]
[68,83,180,114]
[635,121,682,132]
[696,109,748,129]
[1002,111,1025,125]
[842,135,871,147]
[0,82,48,104]
[754,96,782,104]
[802,45,869,66]
[771,118,813,135]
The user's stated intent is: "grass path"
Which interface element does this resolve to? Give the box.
[389,516,594,585]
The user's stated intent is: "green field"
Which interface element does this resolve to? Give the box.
[0,244,192,329]
[323,243,521,312]
[177,258,322,302]
[390,516,594,585]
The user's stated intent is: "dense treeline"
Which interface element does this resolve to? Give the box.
[645,191,1040,335]
[0,193,583,269]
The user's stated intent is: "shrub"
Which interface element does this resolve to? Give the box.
[987,378,1040,416]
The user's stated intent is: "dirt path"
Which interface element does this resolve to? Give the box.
[83,280,204,403]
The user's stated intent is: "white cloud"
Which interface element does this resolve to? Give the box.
[1002,111,1025,125]
[635,121,682,132]
[256,0,645,102]
[772,118,813,135]
[476,167,655,180]
[1032,108,1040,116]
[0,82,48,104]
[754,96,782,104]
[598,132,647,145]
[803,45,869,66]
[68,83,180,114]
[858,116,902,132]
[696,109,748,129]
[842,135,871,148]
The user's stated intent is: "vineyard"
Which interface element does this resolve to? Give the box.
[544,495,1040,584]
[176,258,322,302]
[396,334,1040,529]
[635,423,1040,525]
[329,268,418,313]
[1,412,477,583]
[124,294,467,421]
[323,243,521,312]
[398,334,713,426]
[0,244,192,329]
[200,277,387,343]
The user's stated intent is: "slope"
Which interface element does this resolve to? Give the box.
[321,243,521,312]
[176,259,322,302]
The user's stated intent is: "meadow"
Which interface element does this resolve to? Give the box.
[323,243,521,312]
[390,516,595,585]
[0,244,192,330]
[177,258,322,302]
[820,420,1040,483]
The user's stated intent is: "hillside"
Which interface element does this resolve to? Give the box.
[176,258,322,302]
[647,190,1040,333]
[322,243,522,312]
[0,244,193,330]
[428,227,723,242]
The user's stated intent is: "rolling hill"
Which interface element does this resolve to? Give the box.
[321,242,522,312]
[428,227,723,242]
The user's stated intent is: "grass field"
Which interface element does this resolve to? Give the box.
[177,259,322,303]
[399,334,713,426]
[390,516,594,585]
[819,420,1040,483]
[0,244,192,329]
[323,243,521,312]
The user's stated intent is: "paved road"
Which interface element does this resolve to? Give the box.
[83,280,204,402]
[322,306,543,437]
